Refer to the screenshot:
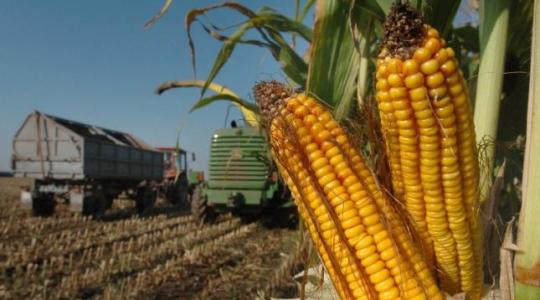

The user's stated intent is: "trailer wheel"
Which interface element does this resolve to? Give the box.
[32,193,55,217]
[104,195,114,210]
[82,190,106,217]
[190,186,213,224]
[136,186,156,215]
[103,190,116,210]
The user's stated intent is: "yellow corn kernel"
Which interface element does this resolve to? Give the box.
[376,4,482,298]
[261,88,445,299]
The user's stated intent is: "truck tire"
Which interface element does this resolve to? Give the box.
[190,186,212,224]
[32,193,55,217]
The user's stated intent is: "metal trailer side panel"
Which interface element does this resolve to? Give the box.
[83,140,163,180]
[12,112,85,179]
[12,111,163,182]
[151,152,163,178]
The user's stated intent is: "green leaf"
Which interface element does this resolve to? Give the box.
[200,23,253,96]
[306,0,360,119]
[453,25,480,53]
[422,0,461,36]
[155,80,260,127]
[257,7,313,42]
[351,5,377,104]
[506,0,534,64]
[358,0,423,17]
[265,32,308,86]
[185,2,258,77]
[198,20,307,94]
[144,0,173,30]
[360,0,460,38]
[299,0,316,22]
[374,0,393,14]
[185,3,310,94]
[355,0,385,20]
[189,94,259,115]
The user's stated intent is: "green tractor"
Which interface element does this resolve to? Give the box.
[191,125,295,225]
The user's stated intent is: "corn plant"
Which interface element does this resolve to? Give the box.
[146,0,537,298]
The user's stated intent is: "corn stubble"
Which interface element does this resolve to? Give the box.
[255,81,443,300]
[1,214,257,299]
[376,2,482,298]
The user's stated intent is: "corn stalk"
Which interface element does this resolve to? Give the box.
[473,0,510,202]
[515,0,540,298]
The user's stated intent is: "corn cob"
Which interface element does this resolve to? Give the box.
[376,3,482,298]
[255,81,443,300]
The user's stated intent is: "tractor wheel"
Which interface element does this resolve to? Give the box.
[164,180,188,208]
[190,186,213,224]
[179,187,188,209]
[32,193,55,217]
[163,180,177,204]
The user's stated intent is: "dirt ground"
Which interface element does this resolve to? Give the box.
[0,177,304,299]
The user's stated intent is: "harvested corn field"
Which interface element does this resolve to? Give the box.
[0,178,301,299]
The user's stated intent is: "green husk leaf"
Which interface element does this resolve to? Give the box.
[306,0,359,119]
[474,0,510,201]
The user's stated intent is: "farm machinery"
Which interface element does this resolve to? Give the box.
[11,111,196,216]
[190,125,295,225]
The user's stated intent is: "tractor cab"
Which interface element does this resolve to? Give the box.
[156,147,189,207]
[158,147,188,179]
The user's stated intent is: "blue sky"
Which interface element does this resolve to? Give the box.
[0,0,304,172]
[0,1,475,173]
